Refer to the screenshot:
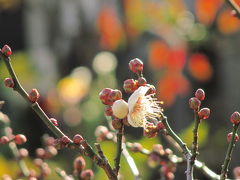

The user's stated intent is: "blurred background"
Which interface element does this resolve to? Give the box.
[0,0,240,179]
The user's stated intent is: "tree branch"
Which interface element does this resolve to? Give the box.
[0,52,117,180]
[159,113,193,180]
[220,124,239,180]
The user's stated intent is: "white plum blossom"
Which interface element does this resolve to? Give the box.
[127,86,162,129]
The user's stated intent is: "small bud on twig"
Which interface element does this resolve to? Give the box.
[189,97,201,111]
[1,45,12,57]
[4,78,15,88]
[195,88,205,101]
[129,58,144,74]
[198,108,210,120]
[28,89,40,103]
[14,134,27,145]
[230,111,240,125]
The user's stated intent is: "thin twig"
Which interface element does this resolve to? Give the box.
[220,124,239,180]
[159,113,193,180]
[163,135,221,180]
[105,116,141,179]
[191,111,201,177]
[0,53,117,180]
[226,0,240,18]
[114,126,124,175]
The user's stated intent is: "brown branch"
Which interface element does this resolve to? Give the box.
[114,126,124,175]
[220,124,239,180]
[190,111,201,177]
[0,52,117,180]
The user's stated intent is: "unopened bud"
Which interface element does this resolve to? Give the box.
[130,142,142,152]
[73,134,84,145]
[104,106,113,116]
[1,45,12,57]
[198,108,210,120]
[230,111,240,125]
[129,58,144,74]
[28,89,40,103]
[18,148,29,159]
[123,79,138,93]
[4,78,14,88]
[74,156,86,173]
[81,169,94,180]
[112,99,128,119]
[99,88,113,105]
[109,89,122,102]
[0,136,9,144]
[195,88,205,101]
[189,97,201,111]
[112,118,123,130]
[137,77,147,87]
[14,134,27,145]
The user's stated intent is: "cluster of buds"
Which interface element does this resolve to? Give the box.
[0,133,27,145]
[123,58,147,93]
[99,88,128,129]
[189,88,210,120]
[148,144,176,180]
[226,112,240,143]
[73,156,94,180]
[99,87,129,122]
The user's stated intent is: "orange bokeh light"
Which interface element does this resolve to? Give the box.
[188,53,213,82]
[195,0,223,25]
[217,9,240,34]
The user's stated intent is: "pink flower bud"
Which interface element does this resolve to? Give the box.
[81,169,94,180]
[1,45,12,57]
[195,88,205,101]
[28,88,40,103]
[61,136,71,144]
[137,77,147,87]
[18,148,29,159]
[108,89,122,102]
[74,156,86,172]
[99,88,113,105]
[227,132,239,142]
[0,136,9,144]
[230,111,240,125]
[130,142,142,152]
[129,58,144,74]
[73,134,84,145]
[198,108,210,120]
[189,97,201,111]
[123,79,138,93]
[36,148,46,159]
[14,134,27,145]
[104,106,113,116]
[112,118,123,130]
[4,78,14,88]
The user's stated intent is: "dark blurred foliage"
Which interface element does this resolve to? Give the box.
[1,0,240,179]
